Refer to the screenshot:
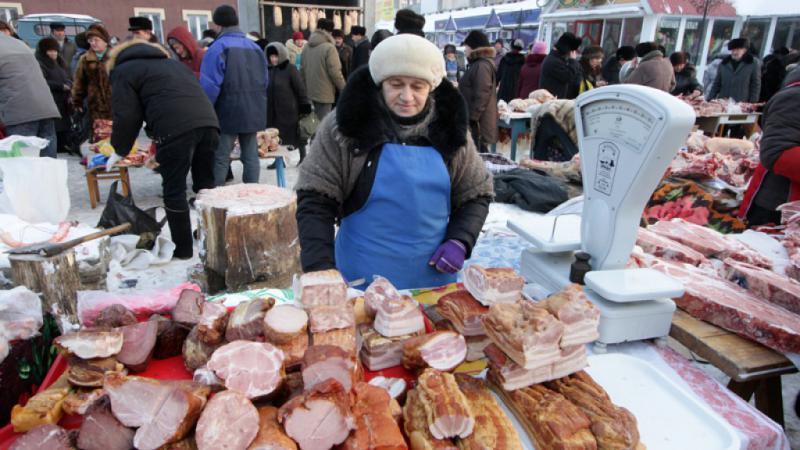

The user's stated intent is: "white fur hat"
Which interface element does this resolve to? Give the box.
[369,34,446,89]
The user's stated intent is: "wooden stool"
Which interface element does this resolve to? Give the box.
[86,165,131,209]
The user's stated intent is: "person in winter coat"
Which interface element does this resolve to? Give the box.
[708,38,761,103]
[497,39,525,102]
[670,51,702,96]
[0,34,61,157]
[626,42,675,92]
[49,22,77,73]
[266,42,311,162]
[394,9,425,37]
[443,44,465,85]
[167,26,205,78]
[200,5,268,186]
[332,29,352,80]
[493,39,506,70]
[71,31,89,75]
[517,41,547,99]
[760,47,791,102]
[107,39,219,259]
[71,25,113,139]
[350,26,370,72]
[371,29,393,50]
[459,30,498,153]
[201,29,217,48]
[286,32,305,69]
[602,45,635,85]
[301,18,345,121]
[295,33,493,289]
[539,32,582,99]
[578,45,604,94]
[703,43,730,95]
[740,66,800,225]
[128,16,158,43]
[36,38,72,153]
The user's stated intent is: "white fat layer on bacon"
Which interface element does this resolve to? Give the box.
[420,334,467,371]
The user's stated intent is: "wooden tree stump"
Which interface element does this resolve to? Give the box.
[196,184,301,293]
[9,249,81,333]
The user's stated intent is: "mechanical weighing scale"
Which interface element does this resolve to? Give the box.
[509,85,696,346]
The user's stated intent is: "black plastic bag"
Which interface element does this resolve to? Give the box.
[66,109,91,152]
[493,168,569,213]
[97,181,166,249]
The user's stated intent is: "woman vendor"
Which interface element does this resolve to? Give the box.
[295,34,494,290]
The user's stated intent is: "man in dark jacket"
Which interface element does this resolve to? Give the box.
[740,66,800,225]
[760,47,791,102]
[200,5,268,186]
[332,29,352,80]
[670,51,702,96]
[539,32,582,99]
[497,38,525,102]
[350,26,370,72]
[709,38,761,102]
[107,39,220,259]
[459,30,497,153]
[128,16,159,43]
[602,45,635,85]
[50,22,77,73]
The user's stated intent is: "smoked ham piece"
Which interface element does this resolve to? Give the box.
[9,424,72,450]
[302,344,356,391]
[365,276,402,319]
[226,297,274,341]
[403,389,458,450]
[93,304,137,328]
[278,379,355,450]
[172,289,206,325]
[54,330,123,359]
[67,356,124,387]
[342,382,407,450]
[249,406,297,450]
[150,315,190,359]
[206,341,285,399]
[77,396,135,450]
[359,324,422,370]
[116,320,158,372]
[297,269,348,308]
[454,374,524,450]
[182,325,223,371]
[196,390,259,450]
[374,296,425,337]
[197,300,229,345]
[62,388,106,415]
[482,300,564,369]
[435,290,487,336]
[312,326,357,355]
[484,343,552,391]
[308,305,355,333]
[463,265,524,306]
[537,285,600,347]
[416,369,475,440]
[402,331,467,372]
[277,332,309,370]
[264,304,308,344]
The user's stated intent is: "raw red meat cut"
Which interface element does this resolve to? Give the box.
[77,395,135,450]
[196,390,259,450]
[278,379,355,450]
[116,320,158,372]
[206,340,285,399]
[302,344,357,391]
[636,227,707,266]
[722,258,800,315]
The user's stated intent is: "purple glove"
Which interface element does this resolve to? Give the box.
[428,239,467,274]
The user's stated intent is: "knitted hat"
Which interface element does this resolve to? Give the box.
[728,38,748,50]
[369,34,445,89]
[394,9,425,37]
[351,25,366,36]
[213,5,239,27]
[616,45,636,61]
[532,41,548,55]
[292,31,304,41]
[332,29,344,38]
[463,30,489,49]
[49,22,65,31]
[512,39,524,50]
[317,18,334,33]
[38,37,59,53]
[128,16,153,31]
[86,24,110,43]
[554,32,582,53]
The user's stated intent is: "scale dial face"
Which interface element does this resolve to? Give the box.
[581,99,657,152]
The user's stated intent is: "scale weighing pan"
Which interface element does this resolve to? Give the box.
[584,268,685,303]
[507,215,582,253]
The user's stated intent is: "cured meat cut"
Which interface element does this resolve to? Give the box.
[171,289,206,325]
[197,300,229,345]
[182,325,223,371]
[454,374,524,450]
[9,424,72,450]
[342,382,408,450]
[482,301,564,369]
[277,332,309,370]
[10,386,69,432]
[192,366,223,390]
[54,331,123,359]
[365,276,403,319]
[537,285,600,347]
[77,395,135,450]
[249,406,297,450]
[62,388,105,415]
[403,389,458,450]
[67,356,124,387]
[415,369,475,440]
[652,260,800,353]
[226,297,274,341]
[196,390,259,450]
[465,335,491,362]
[484,343,552,391]
[264,304,308,344]
[551,346,588,380]
[359,324,422,371]
[368,376,408,401]
[464,265,525,306]
[150,315,190,359]
[435,290,488,336]
[206,341,285,399]
[313,326,357,355]
[278,379,355,450]
[116,320,158,372]
[308,305,355,333]
[93,304,137,328]
[302,344,357,391]
[636,227,707,266]
[373,296,425,337]
[722,258,800,315]
[297,269,348,308]
[402,331,467,372]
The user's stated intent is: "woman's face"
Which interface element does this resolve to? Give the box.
[88,36,107,53]
[673,63,686,73]
[47,49,59,60]
[269,54,279,66]
[171,41,188,58]
[446,51,456,61]
[590,56,602,69]
[382,76,431,118]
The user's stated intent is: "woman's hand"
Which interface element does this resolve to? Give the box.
[428,239,466,274]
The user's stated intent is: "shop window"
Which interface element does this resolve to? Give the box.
[183,10,211,40]
[656,17,680,57]
[741,18,770,58]
[134,8,165,43]
[773,17,800,52]
[601,19,622,56]
[620,17,642,47]
[0,3,22,24]
[681,19,702,64]
[706,19,734,63]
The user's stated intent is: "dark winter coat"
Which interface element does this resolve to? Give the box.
[671,64,702,96]
[36,49,71,132]
[351,38,370,72]
[626,50,676,93]
[518,53,545,99]
[199,27,268,134]
[336,43,353,80]
[760,54,788,102]
[108,40,219,157]
[0,35,60,127]
[167,26,205,78]
[72,49,113,121]
[601,55,622,85]
[56,37,77,73]
[539,49,581,99]
[459,46,498,144]
[497,51,525,102]
[709,53,761,102]
[294,66,494,272]
[266,43,311,147]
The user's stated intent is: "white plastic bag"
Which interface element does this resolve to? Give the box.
[0,157,69,223]
[0,286,44,342]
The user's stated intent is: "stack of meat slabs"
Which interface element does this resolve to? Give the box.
[433,289,491,362]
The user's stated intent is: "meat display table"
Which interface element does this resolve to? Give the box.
[695,112,760,137]
[670,309,797,427]
[492,112,531,161]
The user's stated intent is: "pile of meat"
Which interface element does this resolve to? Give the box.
[676,92,762,116]
[666,132,760,187]
[498,89,558,114]
[256,128,281,157]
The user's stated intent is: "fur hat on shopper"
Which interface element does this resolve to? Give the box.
[728,38,749,50]
[394,9,425,37]
[369,33,445,89]
[554,32,582,54]
[351,26,366,37]
[128,16,153,31]
[463,30,490,49]
[635,41,656,57]
[332,29,344,39]
[86,24,110,43]
[213,5,239,27]
[49,22,66,31]
[38,37,60,53]
[317,18,334,33]
[616,45,636,61]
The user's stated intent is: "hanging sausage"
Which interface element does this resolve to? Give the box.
[299,8,308,30]
[333,11,341,30]
[343,11,352,35]
[292,8,300,32]
[318,9,326,21]
[273,4,282,27]
[309,9,317,32]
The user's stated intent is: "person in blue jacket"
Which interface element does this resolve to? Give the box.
[200,5,268,186]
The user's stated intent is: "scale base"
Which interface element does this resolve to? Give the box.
[520,249,676,345]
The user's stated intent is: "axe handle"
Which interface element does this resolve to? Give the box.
[44,223,132,256]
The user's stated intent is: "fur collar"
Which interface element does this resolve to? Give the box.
[106,38,170,73]
[335,66,468,160]
[468,46,496,62]
[723,53,755,65]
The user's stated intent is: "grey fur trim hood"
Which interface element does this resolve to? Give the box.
[266,41,290,65]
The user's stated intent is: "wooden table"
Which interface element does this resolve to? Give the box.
[491,113,531,161]
[670,310,797,427]
[85,165,131,209]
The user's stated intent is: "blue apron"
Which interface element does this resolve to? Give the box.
[335,143,456,290]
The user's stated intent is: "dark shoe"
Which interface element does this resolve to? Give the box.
[225,167,234,181]
[267,160,277,170]
[166,209,193,259]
